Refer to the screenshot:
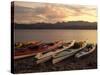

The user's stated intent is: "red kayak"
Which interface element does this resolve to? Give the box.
[14,41,63,60]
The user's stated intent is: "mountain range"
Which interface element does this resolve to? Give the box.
[14,21,97,29]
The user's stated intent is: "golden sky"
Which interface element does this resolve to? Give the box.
[14,1,97,24]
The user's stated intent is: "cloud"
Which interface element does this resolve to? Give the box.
[14,2,97,23]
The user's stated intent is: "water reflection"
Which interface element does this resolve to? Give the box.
[15,30,97,43]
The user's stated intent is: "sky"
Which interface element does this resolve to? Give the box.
[14,1,97,24]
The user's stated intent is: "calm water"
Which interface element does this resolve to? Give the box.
[15,30,97,43]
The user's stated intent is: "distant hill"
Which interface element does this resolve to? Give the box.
[14,21,97,29]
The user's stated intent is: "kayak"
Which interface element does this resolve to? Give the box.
[14,41,63,60]
[35,40,75,64]
[52,41,87,64]
[75,44,96,58]
[35,40,75,59]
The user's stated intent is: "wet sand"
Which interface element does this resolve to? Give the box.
[14,47,97,74]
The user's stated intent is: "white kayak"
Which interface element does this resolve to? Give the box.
[35,40,75,59]
[36,56,52,64]
[35,40,75,64]
[75,44,96,58]
[52,41,87,64]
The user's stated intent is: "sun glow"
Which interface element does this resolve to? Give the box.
[14,1,97,23]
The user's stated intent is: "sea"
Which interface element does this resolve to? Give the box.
[14,30,97,43]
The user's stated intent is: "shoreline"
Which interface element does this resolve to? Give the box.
[14,47,97,73]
